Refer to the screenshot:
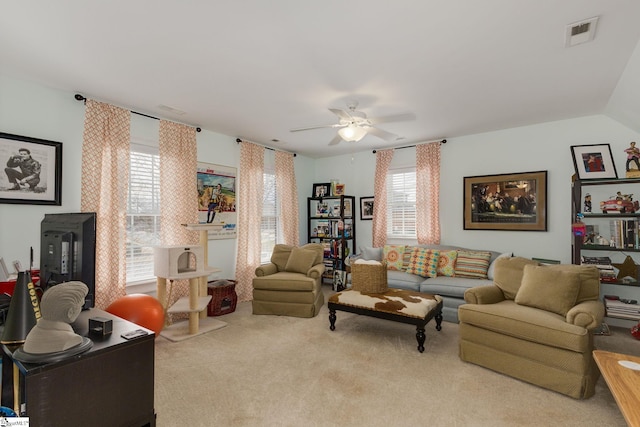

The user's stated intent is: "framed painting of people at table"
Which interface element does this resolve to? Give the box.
[463,171,547,231]
[0,132,62,205]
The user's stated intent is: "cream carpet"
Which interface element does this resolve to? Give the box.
[154,287,635,426]
[159,317,227,342]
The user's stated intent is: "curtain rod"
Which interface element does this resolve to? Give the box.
[74,94,202,132]
[235,138,297,157]
[372,139,447,153]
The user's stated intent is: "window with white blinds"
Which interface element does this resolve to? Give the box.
[126,144,161,283]
[261,170,278,263]
[386,167,417,238]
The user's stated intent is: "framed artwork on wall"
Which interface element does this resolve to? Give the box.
[360,196,374,220]
[197,162,237,239]
[463,170,547,231]
[312,183,330,198]
[0,132,62,205]
[570,143,618,180]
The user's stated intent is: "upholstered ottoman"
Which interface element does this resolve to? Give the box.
[328,288,443,352]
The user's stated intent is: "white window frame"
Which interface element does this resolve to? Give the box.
[126,142,161,285]
[386,166,417,239]
[261,168,279,263]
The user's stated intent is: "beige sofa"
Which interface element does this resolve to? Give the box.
[252,243,325,318]
[458,257,604,399]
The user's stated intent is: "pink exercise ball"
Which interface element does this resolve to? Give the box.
[106,294,165,337]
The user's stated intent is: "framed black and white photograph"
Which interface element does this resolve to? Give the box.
[360,196,374,220]
[463,171,547,231]
[570,144,618,180]
[0,132,62,205]
[312,182,330,198]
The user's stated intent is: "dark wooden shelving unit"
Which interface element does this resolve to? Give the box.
[307,195,356,287]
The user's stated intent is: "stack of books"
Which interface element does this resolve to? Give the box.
[581,256,618,283]
[604,298,640,320]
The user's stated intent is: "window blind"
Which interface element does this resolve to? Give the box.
[386,167,417,238]
[126,145,161,283]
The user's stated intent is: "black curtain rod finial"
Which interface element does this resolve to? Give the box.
[74,93,201,132]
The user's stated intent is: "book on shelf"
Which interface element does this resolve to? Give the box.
[580,256,613,269]
[605,299,640,320]
[608,218,640,249]
[581,255,618,283]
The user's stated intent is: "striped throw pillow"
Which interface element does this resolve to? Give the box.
[402,246,414,271]
[454,250,492,279]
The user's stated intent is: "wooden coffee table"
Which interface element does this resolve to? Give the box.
[593,349,640,426]
[328,288,443,353]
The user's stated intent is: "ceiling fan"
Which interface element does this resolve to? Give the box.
[290,102,415,146]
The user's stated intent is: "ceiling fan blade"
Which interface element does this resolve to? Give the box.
[365,126,399,142]
[290,123,343,132]
[368,113,416,125]
[329,108,353,121]
[328,134,343,146]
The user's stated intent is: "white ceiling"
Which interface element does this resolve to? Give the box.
[2,1,640,158]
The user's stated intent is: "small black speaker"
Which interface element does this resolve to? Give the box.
[88,317,113,337]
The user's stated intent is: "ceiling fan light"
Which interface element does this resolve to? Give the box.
[338,125,367,142]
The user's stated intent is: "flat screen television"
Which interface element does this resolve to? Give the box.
[40,212,96,309]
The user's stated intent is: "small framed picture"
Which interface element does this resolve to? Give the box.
[343,199,352,217]
[312,183,330,198]
[570,144,618,180]
[334,184,345,196]
[360,196,374,220]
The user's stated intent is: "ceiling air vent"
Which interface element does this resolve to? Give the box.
[565,16,599,47]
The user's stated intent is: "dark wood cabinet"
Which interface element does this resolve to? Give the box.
[2,308,155,427]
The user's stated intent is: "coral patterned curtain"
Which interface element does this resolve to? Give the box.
[372,149,394,247]
[416,142,441,244]
[235,141,265,301]
[159,120,199,315]
[80,99,131,309]
[275,150,299,245]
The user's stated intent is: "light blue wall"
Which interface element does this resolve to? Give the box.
[314,116,640,264]
[0,74,316,282]
[3,74,640,286]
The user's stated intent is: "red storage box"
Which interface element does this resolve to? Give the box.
[207,280,237,316]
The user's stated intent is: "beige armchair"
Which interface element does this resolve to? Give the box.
[252,243,325,318]
[458,257,605,399]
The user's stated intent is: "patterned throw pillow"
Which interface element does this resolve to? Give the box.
[406,247,440,278]
[437,250,458,277]
[454,250,492,279]
[383,245,405,271]
[402,246,414,271]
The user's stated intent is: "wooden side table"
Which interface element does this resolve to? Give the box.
[593,349,640,426]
